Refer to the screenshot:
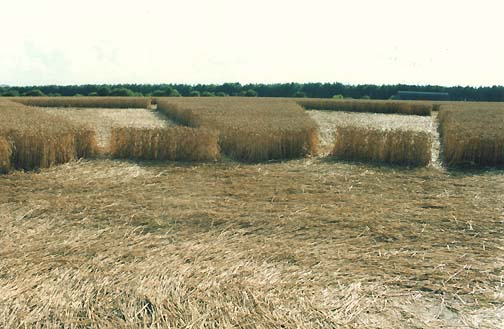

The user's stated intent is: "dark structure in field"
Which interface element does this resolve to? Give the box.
[392,91,450,101]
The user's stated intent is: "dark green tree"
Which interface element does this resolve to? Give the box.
[23,89,45,97]
[97,86,112,96]
[293,91,306,98]
[151,90,167,97]
[242,89,257,97]
[2,90,19,97]
[170,89,181,97]
[110,87,134,96]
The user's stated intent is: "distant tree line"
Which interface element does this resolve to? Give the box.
[1,83,504,101]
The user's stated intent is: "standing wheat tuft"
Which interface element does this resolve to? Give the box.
[157,97,318,162]
[438,104,504,167]
[0,137,12,173]
[331,127,432,166]
[110,127,220,162]
[0,99,99,173]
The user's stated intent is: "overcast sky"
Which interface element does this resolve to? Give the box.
[1,0,503,87]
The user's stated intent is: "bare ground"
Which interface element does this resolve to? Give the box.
[41,108,175,152]
[0,158,503,328]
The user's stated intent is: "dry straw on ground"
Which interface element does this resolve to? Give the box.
[332,126,432,166]
[298,99,432,116]
[14,96,151,109]
[438,103,504,167]
[0,99,98,172]
[157,97,318,162]
[110,127,220,161]
[1,159,502,328]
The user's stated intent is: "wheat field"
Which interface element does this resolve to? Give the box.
[0,99,97,172]
[38,106,221,161]
[308,110,436,156]
[331,127,432,166]
[110,127,220,161]
[0,97,503,327]
[2,97,503,169]
[438,102,504,167]
[0,137,12,173]
[41,107,175,151]
[157,97,318,162]
[14,96,151,109]
[297,99,433,116]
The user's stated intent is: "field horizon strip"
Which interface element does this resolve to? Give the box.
[297,98,433,116]
[13,96,151,109]
[0,97,503,171]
